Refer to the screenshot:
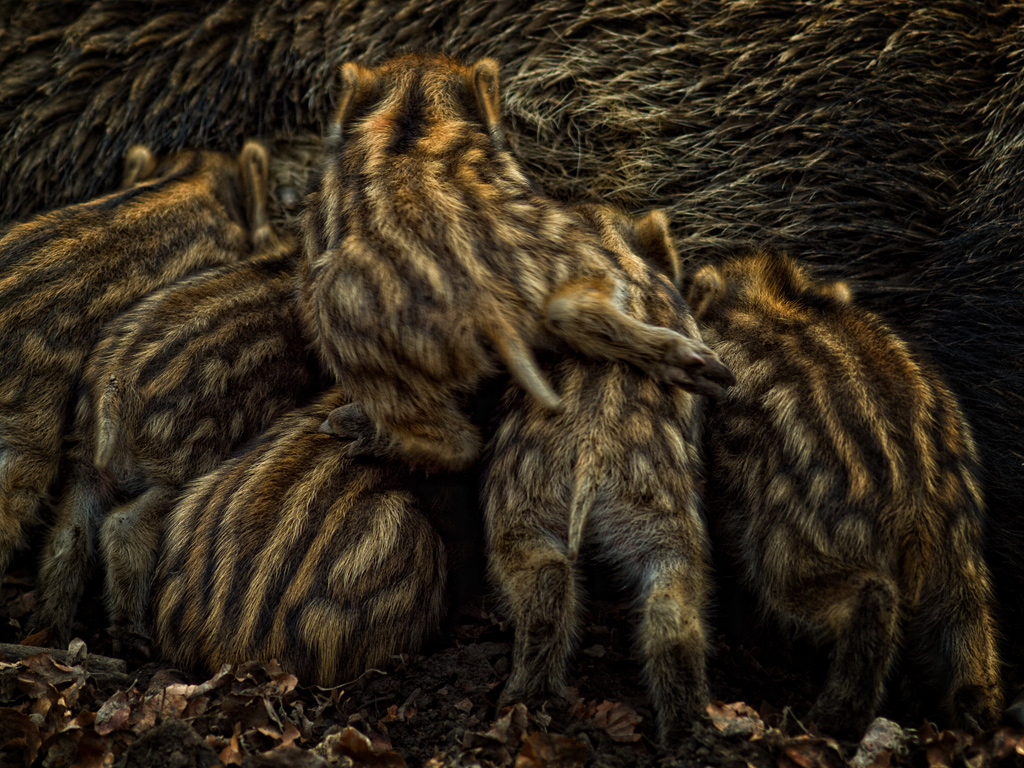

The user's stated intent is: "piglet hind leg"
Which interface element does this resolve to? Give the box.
[32,465,111,647]
[100,485,176,657]
[905,557,1003,731]
[543,278,734,398]
[776,571,900,739]
[492,541,581,710]
[639,566,711,745]
[618,521,711,747]
[0,449,57,585]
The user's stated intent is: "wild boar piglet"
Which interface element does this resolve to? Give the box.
[154,387,478,684]
[32,242,322,651]
[301,52,732,471]
[688,250,1002,736]
[486,204,721,746]
[0,140,273,584]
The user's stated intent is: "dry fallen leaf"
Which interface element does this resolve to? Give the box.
[923,729,969,768]
[319,725,407,768]
[164,662,232,700]
[265,659,299,696]
[514,731,586,768]
[985,727,1024,761]
[776,734,845,768]
[0,708,43,767]
[94,691,130,737]
[63,710,97,733]
[707,701,765,740]
[19,628,46,646]
[68,730,108,768]
[219,724,245,765]
[591,700,642,743]
[31,693,53,719]
[487,703,529,748]
[277,720,302,750]
[146,687,188,721]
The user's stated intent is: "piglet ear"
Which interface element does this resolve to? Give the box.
[330,62,380,142]
[121,145,158,188]
[469,58,502,131]
[686,265,727,320]
[238,140,271,244]
[632,210,682,288]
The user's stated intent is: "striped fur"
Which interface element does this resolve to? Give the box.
[484,205,717,746]
[32,244,323,650]
[153,388,455,684]
[688,250,1002,735]
[300,52,732,471]
[0,141,273,582]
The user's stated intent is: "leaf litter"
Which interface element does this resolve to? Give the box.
[2,564,1023,767]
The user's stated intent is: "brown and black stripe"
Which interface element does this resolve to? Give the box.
[484,204,714,746]
[300,52,730,471]
[153,388,452,685]
[33,243,324,648]
[688,249,1000,735]
[0,141,272,581]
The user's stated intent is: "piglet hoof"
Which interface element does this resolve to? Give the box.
[952,684,1001,732]
[497,682,572,720]
[657,720,691,751]
[808,700,871,742]
[661,338,736,398]
[496,687,524,714]
[318,403,373,439]
[319,403,391,460]
[21,622,55,649]
[275,185,303,213]
[1002,696,1024,730]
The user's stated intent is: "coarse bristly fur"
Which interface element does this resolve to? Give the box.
[0,141,274,585]
[31,240,324,652]
[4,0,1024,711]
[153,387,479,685]
[687,249,1002,737]
[485,204,716,747]
[300,52,732,472]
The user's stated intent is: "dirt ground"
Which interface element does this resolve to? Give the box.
[2,549,1023,768]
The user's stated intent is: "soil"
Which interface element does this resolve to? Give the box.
[2,549,1022,768]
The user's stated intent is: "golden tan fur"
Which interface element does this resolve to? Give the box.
[485,205,719,746]
[300,53,731,471]
[32,242,323,650]
[0,141,272,583]
[153,388,465,684]
[688,250,1002,735]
